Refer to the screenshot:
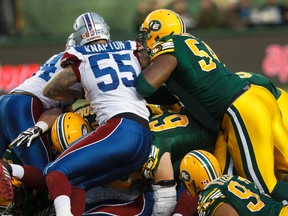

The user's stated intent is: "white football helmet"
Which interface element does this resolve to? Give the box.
[73,12,110,46]
[65,33,77,50]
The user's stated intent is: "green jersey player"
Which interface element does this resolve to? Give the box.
[136,8,288,202]
[180,150,288,216]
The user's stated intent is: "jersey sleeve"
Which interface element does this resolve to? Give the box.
[198,187,226,215]
[60,51,82,81]
[150,37,175,61]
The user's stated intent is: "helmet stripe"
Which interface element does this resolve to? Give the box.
[189,151,218,182]
[175,13,186,33]
[88,12,97,35]
[83,13,95,37]
[81,14,90,36]
[57,113,69,151]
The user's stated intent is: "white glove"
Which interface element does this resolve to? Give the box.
[10,126,42,147]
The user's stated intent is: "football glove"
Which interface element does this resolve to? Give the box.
[10,126,42,148]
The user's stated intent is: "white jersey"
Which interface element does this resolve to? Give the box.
[10,52,80,109]
[62,40,149,125]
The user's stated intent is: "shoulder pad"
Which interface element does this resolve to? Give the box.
[151,38,175,60]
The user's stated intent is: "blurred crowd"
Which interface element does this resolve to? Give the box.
[1,0,288,38]
[133,0,288,32]
[0,0,22,37]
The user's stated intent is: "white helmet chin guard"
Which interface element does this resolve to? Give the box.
[73,12,110,46]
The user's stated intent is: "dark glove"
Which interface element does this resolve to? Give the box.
[10,126,42,147]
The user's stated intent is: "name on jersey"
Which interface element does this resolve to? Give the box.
[84,41,126,52]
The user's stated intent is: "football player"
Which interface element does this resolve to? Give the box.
[0,110,153,216]
[179,150,288,216]
[50,111,154,216]
[0,33,83,203]
[136,8,288,202]
[0,148,54,216]
[42,12,152,216]
[235,71,288,131]
[215,71,288,182]
[66,103,217,216]
[142,105,217,215]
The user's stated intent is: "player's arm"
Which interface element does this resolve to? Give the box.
[134,49,150,70]
[136,54,177,97]
[42,65,83,100]
[151,153,177,216]
[145,85,179,105]
[213,203,239,216]
[10,108,62,147]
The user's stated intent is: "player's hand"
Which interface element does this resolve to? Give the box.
[10,126,42,147]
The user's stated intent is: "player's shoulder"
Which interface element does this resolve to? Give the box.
[198,186,225,215]
[150,33,197,59]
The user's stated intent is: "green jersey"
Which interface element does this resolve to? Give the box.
[150,34,249,131]
[74,104,218,179]
[142,107,217,179]
[198,175,284,216]
[236,71,281,99]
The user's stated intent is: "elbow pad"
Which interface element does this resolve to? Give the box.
[152,184,177,216]
[136,73,157,97]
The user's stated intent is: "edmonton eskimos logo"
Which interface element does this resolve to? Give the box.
[149,20,161,31]
[181,170,190,181]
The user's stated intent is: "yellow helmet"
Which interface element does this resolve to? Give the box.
[139,9,186,50]
[109,170,142,191]
[180,150,222,196]
[51,112,91,153]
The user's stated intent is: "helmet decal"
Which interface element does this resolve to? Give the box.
[149,20,161,31]
[180,170,190,181]
[81,124,89,135]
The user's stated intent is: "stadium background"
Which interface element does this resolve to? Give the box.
[0,0,288,92]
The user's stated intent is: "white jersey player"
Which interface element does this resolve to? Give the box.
[0,34,81,172]
[41,12,152,216]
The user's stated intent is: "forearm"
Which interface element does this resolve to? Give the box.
[43,88,83,101]
[153,152,174,184]
[43,65,81,100]
[37,108,63,130]
[145,85,179,105]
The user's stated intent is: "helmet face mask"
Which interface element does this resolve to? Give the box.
[139,9,186,50]
[137,27,151,51]
[180,150,222,196]
[73,12,110,46]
